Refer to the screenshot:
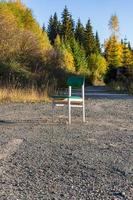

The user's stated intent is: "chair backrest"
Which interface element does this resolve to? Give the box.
[67,76,84,88]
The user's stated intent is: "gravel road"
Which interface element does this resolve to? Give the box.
[0,97,133,199]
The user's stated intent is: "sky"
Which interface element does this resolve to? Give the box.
[22,0,133,46]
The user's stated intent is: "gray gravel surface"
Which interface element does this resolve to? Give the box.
[0,98,133,200]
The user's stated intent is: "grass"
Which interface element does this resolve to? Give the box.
[0,88,49,103]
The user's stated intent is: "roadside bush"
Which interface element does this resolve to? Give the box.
[108,80,126,92]
[104,65,117,84]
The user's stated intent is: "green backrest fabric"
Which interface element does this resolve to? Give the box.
[67,76,84,87]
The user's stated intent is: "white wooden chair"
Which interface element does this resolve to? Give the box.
[52,76,85,124]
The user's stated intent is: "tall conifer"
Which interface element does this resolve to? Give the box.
[61,6,74,42]
[95,31,101,54]
[75,18,85,46]
[47,13,60,44]
[84,19,96,56]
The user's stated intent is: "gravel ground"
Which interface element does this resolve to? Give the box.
[0,98,133,200]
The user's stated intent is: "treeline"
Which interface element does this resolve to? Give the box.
[46,6,107,83]
[46,7,133,90]
[0,1,133,94]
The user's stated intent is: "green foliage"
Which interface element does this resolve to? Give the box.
[70,39,88,74]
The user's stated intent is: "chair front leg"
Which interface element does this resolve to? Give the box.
[83,100,85,123]
[68,99,71,124]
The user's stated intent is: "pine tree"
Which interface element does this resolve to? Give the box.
[61,6,74,42]
[75,18,85,46]
[95,31,101,54]
[47,13,60,44]
[84,19,96,56]
[47,15,53,42]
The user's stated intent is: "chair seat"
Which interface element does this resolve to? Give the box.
[52,95,82,100]
[52,95,83,106]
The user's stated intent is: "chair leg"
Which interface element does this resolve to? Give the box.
[68,100,71,124]
[52,102,55,123]
[83,101,85,123]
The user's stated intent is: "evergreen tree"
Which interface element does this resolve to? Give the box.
[47,15,54,42]
[75,18,85,46]
[95,31,101,54]
[61,6,74,42]
[47,13,60,44]
[84,19,96,56]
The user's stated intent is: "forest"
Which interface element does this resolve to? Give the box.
[0,0,133,101]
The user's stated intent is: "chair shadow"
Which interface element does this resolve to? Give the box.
[0,119,48,126]
[0,120,15,125]
[0,119,87,126]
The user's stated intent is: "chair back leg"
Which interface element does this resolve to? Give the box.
[82,84,85,122]
[52,101,55,123]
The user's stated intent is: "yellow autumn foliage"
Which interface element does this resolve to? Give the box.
[62,49,75,73]
[0,1,51,52]
[104,35,123,67]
